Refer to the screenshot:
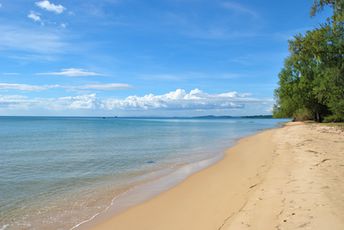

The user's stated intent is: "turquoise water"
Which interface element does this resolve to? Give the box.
[0,117,286,230]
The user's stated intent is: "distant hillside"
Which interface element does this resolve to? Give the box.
[193,115,273,119]
[115,115,274,119]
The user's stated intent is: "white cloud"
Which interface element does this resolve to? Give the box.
[37,68,104,77]
[0,83,57,91]
[0,95,34,109]
[0,94,101,110]
[0,25,66,54]
[57,94,99,109]
[103,88,269,110]
[27,11,42,23]
[0,89,272,112]
[79,83,132,90]
[0,82,131,91]
[35,0,65,14]
[222,1,258,18]
[0,94,99,110]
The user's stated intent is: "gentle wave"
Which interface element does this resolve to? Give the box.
[72,153,223,230]
[0,225,9,230]
[0,117,287,229]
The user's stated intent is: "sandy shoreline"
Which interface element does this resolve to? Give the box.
[91,122,344,230]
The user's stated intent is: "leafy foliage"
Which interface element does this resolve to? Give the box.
[311,0,344,21]
[273,1,344,122]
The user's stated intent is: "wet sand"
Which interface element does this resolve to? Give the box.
[91,122,344,230]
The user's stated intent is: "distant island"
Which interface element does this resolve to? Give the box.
[115,115,274,119]
[194,115,274,119]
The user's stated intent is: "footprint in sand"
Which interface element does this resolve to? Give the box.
[298,222,310,228]
[315,159,330,166]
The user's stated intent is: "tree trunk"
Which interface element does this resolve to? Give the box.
[315,112,322,123]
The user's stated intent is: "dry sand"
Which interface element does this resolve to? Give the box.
[91,122,344,230]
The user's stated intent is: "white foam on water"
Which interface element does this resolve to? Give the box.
[0,224,9,230]
[71,153,224,230]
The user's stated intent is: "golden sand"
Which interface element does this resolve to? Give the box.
[91,123,344,230]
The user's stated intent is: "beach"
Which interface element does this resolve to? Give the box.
[0,117,284,230]
[2,1,343,229]
[91,122,344,230]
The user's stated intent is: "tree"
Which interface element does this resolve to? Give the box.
[311,0,344,22]
[273,1,344,122]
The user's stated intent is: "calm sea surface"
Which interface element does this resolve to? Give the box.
[0,117,287,230]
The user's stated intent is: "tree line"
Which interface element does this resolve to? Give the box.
[273,0,344,122]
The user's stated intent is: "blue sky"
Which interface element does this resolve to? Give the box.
[0,0,330,116]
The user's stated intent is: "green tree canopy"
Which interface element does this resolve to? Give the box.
[273,0,344,122]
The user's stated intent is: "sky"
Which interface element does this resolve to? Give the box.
[0,0,331,116]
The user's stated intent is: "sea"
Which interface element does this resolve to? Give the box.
[0,116,287,230]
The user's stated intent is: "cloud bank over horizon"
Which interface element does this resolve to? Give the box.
[0,0,323,116]
[0,88,273,115]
